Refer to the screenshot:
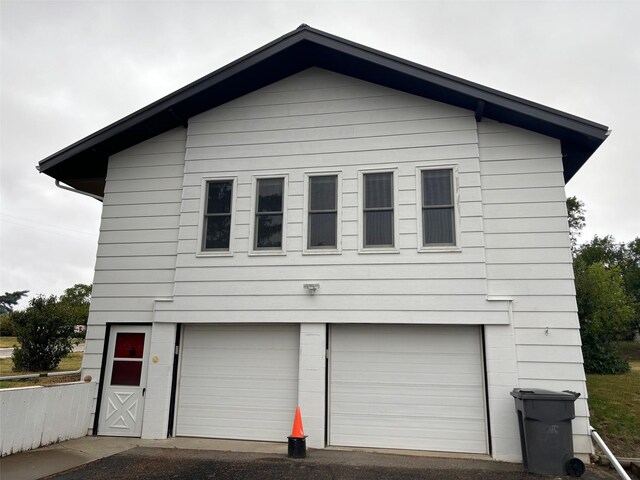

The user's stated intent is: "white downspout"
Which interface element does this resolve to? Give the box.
[590,425,631,480]
[55,180,104,201]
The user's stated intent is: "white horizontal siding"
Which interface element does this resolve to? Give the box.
[83,128,186,430]
[485,248,572,264]
[188,117,476,147]
[172,263,488,281]
[183,144,479,173]
[154,309,508,325]
[116,294,500,313]
[514,311,582,328]
[189,106,472,133]
[101,203,182,218]
[483,202,569,219]
[478,119,589,457]
[170,68,489,324]
[480,157,563,176]
[170,278,488,296]
[517,345,583,363]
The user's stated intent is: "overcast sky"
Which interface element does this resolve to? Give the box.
[1,0,639,307]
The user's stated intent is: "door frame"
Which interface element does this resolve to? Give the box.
[93,323,152,436]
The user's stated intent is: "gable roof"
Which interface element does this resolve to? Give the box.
[38,24,609,197]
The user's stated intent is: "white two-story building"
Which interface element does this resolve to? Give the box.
[38,25,609,462]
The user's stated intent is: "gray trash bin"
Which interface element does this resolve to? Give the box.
[511,388,585,477]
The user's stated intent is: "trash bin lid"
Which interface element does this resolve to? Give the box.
[510,388,580,400]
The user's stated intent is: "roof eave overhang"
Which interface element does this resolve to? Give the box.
[38,25,609,197]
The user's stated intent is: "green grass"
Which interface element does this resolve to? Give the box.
[0,336,18,348]
[586,342,640,458]
[0,352,83,389]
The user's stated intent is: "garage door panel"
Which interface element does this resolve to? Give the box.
[331,420,487,451]
[331,371,483,384]
[331,417,487,434]
[177,391,297,407]
[331,432,486,453]
[331,383,483,398]
[329,324,487,454]
[332,326,480,352]
[331,400,486,418]
[180,380,297,391]
[181,364,298,378]
[332,352,481,366]
[179,380,297,393]
[183,323,296,336]
[331,392,485,409]
[185,346,298,361]
[179,408,293,424]
[177,422,291,441]
[181,354,297,366]
[177,324,299,442]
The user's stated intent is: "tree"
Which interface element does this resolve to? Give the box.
[0,290,28,314]
[624,238,640,336]
[0,313,16,337]
[566,196,585,253]
[60,283,92,306]
[577,235,640,339]
[11,295,75,371]
[567,197,639,372]
[59,283,92,326]
[576,235,625,268]
[574,259,635,373]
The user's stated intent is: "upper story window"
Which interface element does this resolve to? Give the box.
[363,171,395,249]
[202,179,233,251]
[254,177,285,250]
[421,168,457,247]
[308,175,338,250]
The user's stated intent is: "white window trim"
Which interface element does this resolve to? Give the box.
[415,165,462,253]
[302,171,343,255]
[196,176,237,257]
[248,173,289,256]
[357,168,399,254]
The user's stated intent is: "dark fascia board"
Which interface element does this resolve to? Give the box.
[38,24,609,195]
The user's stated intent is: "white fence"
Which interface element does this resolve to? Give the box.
[0,381,97,456]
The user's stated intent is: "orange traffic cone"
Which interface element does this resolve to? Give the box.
[290,406,305,438]
[287,405,307,458]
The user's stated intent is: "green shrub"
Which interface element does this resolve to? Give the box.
[11,295,75,371]
[581,340,630,374]
[0,313,16,336]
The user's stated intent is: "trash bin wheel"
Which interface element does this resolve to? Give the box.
[565,457,585,477]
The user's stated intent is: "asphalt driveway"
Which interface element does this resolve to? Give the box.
[49,447,620,480]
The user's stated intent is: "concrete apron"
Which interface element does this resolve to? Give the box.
[0,436,522,480]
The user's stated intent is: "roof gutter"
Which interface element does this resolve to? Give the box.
[55,179,104,202]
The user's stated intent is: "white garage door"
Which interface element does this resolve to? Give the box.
[176,324,299,441]
[329,324,487,454]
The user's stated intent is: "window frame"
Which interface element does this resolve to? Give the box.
[358,168,399,254]
[196,176,237,257]
[302,171,342,255]
[415,165,461,252]
[249,174,288,256]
